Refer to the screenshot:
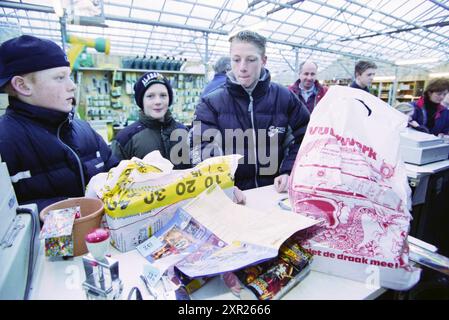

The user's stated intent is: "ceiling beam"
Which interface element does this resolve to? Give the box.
[0,1,228,35]
[266,0,304,16]
[340,20,449,41]
[427,0,449,12]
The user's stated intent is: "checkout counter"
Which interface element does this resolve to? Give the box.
[28,185,387,300]
[400,129,449,257]
[3,127,449,300]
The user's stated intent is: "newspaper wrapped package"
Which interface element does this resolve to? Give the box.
[86,151,240,252]
[136,185,318,294]
[288,86,421,290]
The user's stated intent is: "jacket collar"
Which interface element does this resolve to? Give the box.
[213,73,227,81]
[139,109,174,128]
[350,81,370,92]
[7,97,72,127]
[225,68,271,98]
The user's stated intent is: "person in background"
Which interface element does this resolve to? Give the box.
[410,78,449,137]
[288,60,328,114]
[0,35,118,211]
[350,60,377,93]
[395,103,429,133]
[442,91,449,109]
[192,30,310,193]
[201,56,231,98]
[111,72,190,168]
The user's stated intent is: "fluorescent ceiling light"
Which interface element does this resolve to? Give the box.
[395,58,440,66]
[373,76,396,81]
[429,72,449,78]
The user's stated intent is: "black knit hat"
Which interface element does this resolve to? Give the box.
[134,72,173,109]
[0,35,70,90]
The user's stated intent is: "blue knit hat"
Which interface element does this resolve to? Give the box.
[0,35,70,90]
[134,72,173,109]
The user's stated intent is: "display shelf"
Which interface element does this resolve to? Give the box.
[395,80,425,102]
[323,79,351,87]
[78,67,204,76]
[371,81,393,104]
[372,80,425,105]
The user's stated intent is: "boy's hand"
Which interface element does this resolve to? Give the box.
[233,186,246,205]
[274,174,289,193]
[409,120,420,128]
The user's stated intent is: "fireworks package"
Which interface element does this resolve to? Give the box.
[222,238,313,300]
[288,86,421,290]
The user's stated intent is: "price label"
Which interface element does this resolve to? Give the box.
[137,236,163,258]
[143,264,163,288]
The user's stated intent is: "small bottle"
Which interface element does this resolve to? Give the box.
[162,56,170,70]
[175,57,183,71]
[155,56,164,70]
[130,55,139,69]
[180,58,188,71]
[169,56,176,70]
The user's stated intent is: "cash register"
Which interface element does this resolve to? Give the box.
[0,155,40,299]
[400,128,449,165]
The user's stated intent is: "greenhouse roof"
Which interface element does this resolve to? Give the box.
[1,0,448,82]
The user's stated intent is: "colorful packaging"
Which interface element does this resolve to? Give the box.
[87,151,240,252]
[223,239,312,300]
[39,206,79,257]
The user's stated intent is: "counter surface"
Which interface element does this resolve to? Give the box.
[29,185,386,300]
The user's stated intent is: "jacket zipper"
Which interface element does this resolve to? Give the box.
[248,94,259,188]
[57,118,86,193]
[161,126,167,158]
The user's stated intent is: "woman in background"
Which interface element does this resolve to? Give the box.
[410,78,449,137]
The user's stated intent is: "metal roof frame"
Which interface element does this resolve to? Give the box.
[1,0,448,83]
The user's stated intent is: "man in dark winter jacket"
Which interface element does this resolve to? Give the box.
[201,56,231,98]
[192,30,310,192]
[0,35,118,211]
[111,72,190,168]
[288,60,328,114]
[350,60,377,93]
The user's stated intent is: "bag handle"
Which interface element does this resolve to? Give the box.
[355,99,372,116]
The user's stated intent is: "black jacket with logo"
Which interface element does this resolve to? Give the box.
[192,69,310,190]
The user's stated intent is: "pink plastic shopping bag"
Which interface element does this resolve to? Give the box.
[288,86,421,290]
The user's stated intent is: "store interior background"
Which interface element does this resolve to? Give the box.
[1,0,448,126]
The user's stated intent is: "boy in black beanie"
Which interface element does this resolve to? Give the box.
[0,35,118,211]
[111,72,191,168]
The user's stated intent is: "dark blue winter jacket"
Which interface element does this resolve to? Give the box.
[350,81,370,93]
[0,97,118,211]
[201,73,227,98]
[192,69,310,190]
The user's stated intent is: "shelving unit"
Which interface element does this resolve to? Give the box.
[74,67,205,129]
[371,80,425,105]
[322,79,351,87]
[395,80,425,102]
[370,81,393,104]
